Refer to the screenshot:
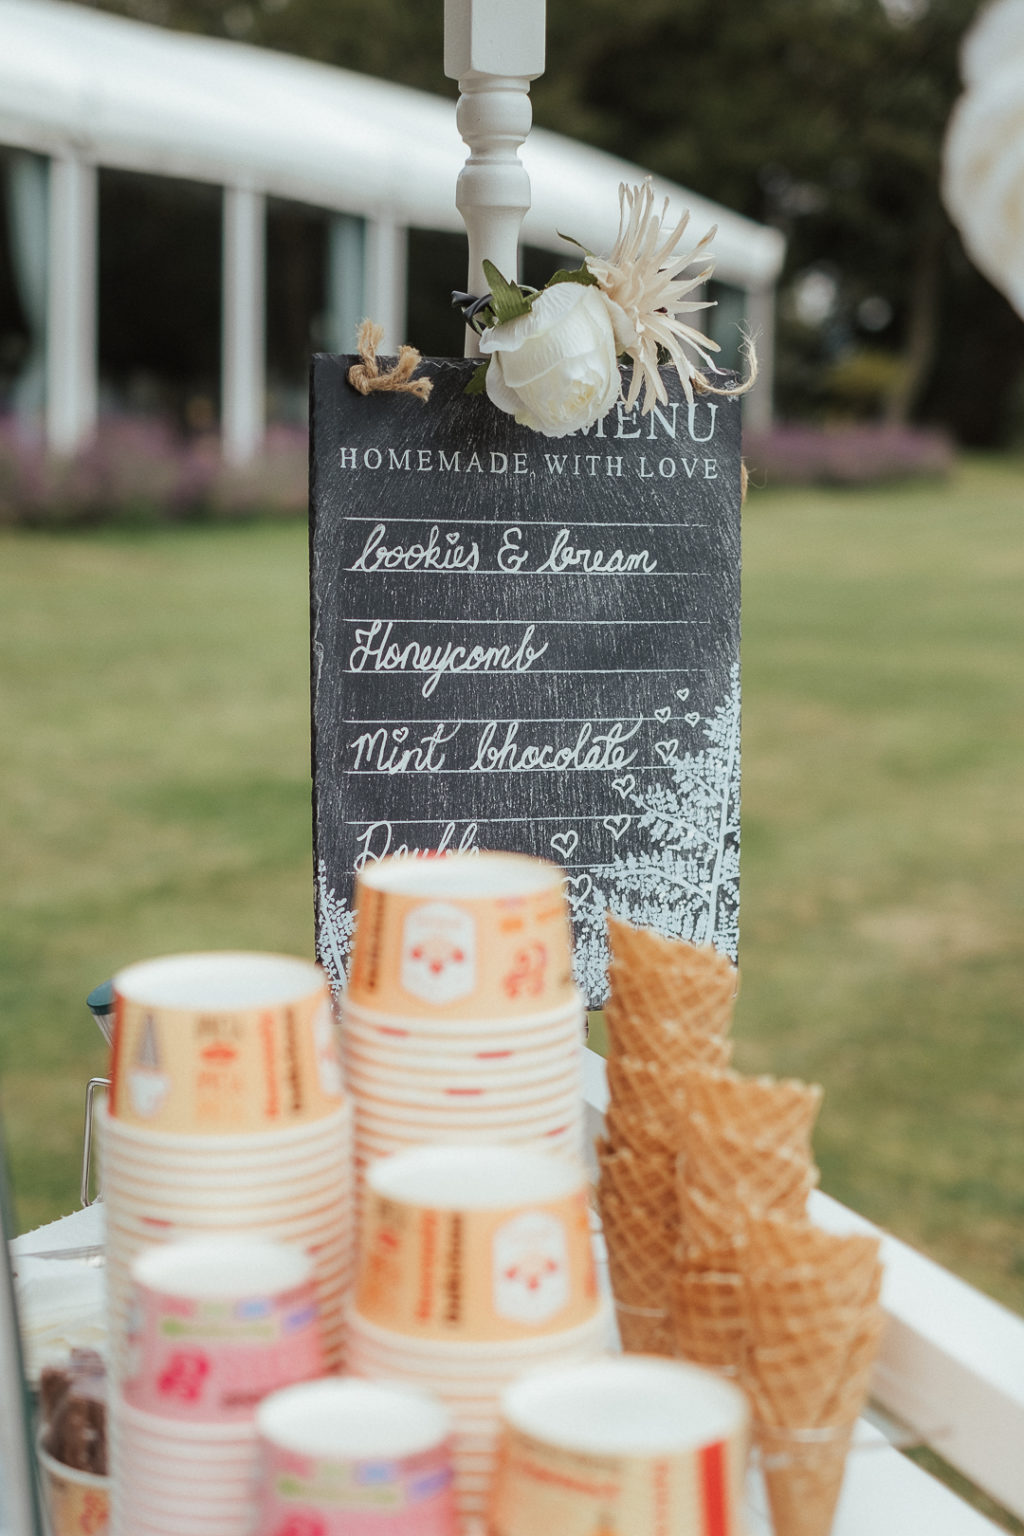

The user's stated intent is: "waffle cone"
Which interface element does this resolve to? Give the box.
[747,1213,873,1267]
[605,915,738,1044]
[680,1117,819,1225]
[747,1326,864,1430]
[597,1189,677,1315]
[597,1138,678,1227]
[605,1003,736,1065]
[748,1256,882,1345]
[758,1420,854,1536]
[745,1216,882,1319]
[615,1299,677,1356]
[609,1041,731,1110]
[743,1218,884,1439]
[606,1055,685,1139]
[822,1311,886,1425]
[671,1267,748,1374]
[683,1066,822,1155]
[604,1100,672,1155]
[677,1183,747,1268]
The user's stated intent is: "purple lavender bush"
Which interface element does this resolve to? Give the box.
[743,423,955,488]
[0,417,308,528]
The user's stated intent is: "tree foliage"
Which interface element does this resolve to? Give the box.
[81,0,1024,441]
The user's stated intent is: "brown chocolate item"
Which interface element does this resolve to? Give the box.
[39,1349,108,1477]
[38,1366,71,1426]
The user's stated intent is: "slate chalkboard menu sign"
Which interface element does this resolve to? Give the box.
[310,356,741,1006]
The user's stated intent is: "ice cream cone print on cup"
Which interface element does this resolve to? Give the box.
[490,1357,749,1536]
[348,853,574,1020]
[356,1145,598,1344]
[255,1380,457,1536]
[108,953,343,1134]
[122,1239,324,1422]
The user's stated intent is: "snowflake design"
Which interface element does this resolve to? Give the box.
[565,663,740,1004]
[315,858,354,997]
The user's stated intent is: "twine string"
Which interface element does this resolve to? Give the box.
[347,320,433,401]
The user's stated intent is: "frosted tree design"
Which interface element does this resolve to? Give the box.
[316,858,355,998]
[565,662,741,1004]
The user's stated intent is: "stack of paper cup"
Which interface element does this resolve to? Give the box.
[347,1145,612,1531]
[255,1379,458,1535]
[100,952,353,1375]
[112,1237,326,1536]
[344,854,586,1181]
[101,1104,353,1371]
[489,1356,750,1536]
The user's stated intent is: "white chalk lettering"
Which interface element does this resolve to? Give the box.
[498,527,529,573]
[348,621,549,698]
[347,524,480,574]
[354,819,480,869]
[472,719,642,773]
[348,722,460,773]
[535,529,657,575]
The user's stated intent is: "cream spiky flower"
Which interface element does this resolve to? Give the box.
[586,178,720,412]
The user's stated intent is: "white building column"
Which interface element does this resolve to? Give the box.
[221,185,266,465]
[744,283,776,433]
[364,214,407,352]
[325,213,366,354]
[46,155,98,455]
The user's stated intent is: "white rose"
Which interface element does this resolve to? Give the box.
[479,282,622,437]
[943,0,1024,319]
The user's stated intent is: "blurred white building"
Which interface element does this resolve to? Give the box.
[0,0,785,460]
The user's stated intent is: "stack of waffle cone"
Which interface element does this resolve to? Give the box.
[671,1067,822,1377]
[605,915,737,1054]
[743,1214,884,1536]
[596,916,738,1355]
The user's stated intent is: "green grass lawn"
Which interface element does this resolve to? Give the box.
[1,457,1021,1317]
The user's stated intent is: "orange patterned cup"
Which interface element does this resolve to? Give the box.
[490,1358,749,1536]
[108,953,344,1134]
[349,854,574,1021]
[36,1436,109,1536]
[356,1145,598,1345]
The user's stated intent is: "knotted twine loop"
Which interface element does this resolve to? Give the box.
[693,330,760,402]
[692,331,759,507]
[346,320,433,401]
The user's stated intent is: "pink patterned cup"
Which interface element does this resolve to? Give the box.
[256,1380,457,1536]
[122,1238,323,1422]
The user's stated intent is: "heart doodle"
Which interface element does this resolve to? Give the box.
[603,815,632,841]
[675,688,690,702]
[564,873,594,902]
[611,775,635,799]
[550,830,579,861]
[391,726,409,741]
[685,712,700,727]
[446,531,459,543]
[654,706,671,723]
[655,739,679,764]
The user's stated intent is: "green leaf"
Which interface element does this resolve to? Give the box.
[556,231,595,257]
[482,260,533,325]
[546,264,599,288]
[464,359,490,396]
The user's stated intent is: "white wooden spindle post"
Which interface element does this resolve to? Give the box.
[46,154,98,455]
[444,0,546,357]
[221,184,265,466]
[364,213,407,353]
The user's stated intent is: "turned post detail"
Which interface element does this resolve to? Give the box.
[444,0,546,357]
